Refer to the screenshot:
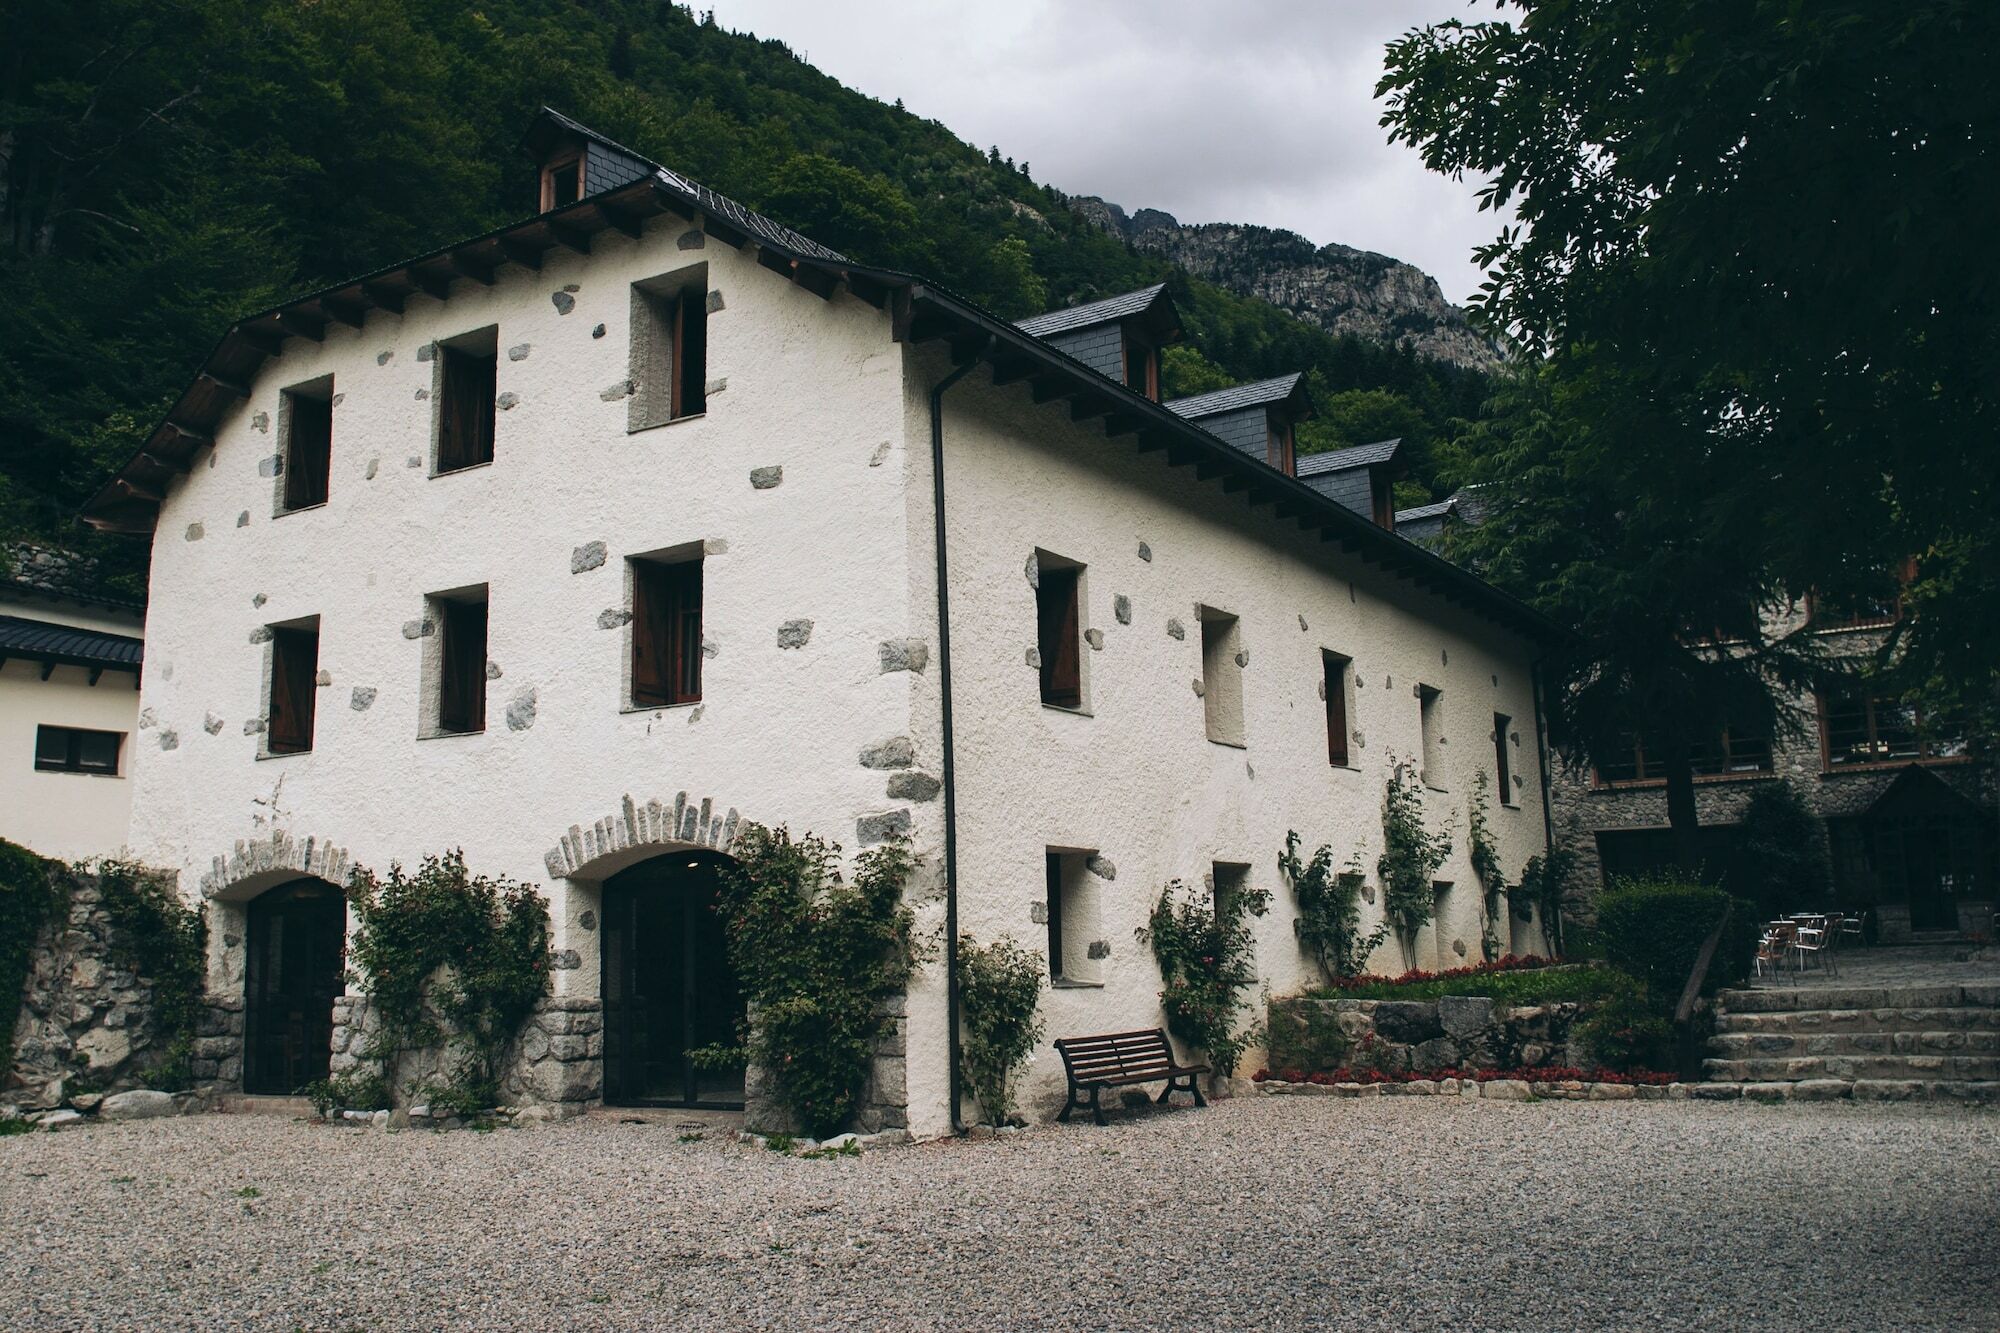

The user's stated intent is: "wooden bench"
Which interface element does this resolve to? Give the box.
[1053,1028,1208,1126]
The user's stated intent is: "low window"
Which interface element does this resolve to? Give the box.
[1323,651,1351,767]
[267,623,321,755]
[1594,728,1775,785]
[435,328,498,474]
[1199,607,1246,746]
[1820,693,1964,768]
[630,269,708,430]
[1493,712,1514,804]
[631,553,703,707]
[1212,862,1252,919]
[541,154,584,211]
[1035,554,1083,710]
[1121,333,1158,400]
[33,726,122,775]
[433,590,489,735]
[279,379,333,512]
[1045,850,1104,985]
[1418,684,1444,787]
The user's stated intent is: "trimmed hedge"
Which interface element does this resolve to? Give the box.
[1597,875,1759,1011]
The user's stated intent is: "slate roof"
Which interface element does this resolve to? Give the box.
[1165,373,1307,420]
[531,108,848,263]
[1297,437,1404,477]
[0,614,144,672]
[1015,284,1170,339]
[1394,498,1456,525]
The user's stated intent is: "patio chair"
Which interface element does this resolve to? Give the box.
[1754,922,1796,981]
[1792,920,1836,977]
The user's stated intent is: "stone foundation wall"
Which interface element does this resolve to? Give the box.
[7,868,179,1110]
[1267,992,1588,1077]
[742,991,910,1136]
[326,994,604,1113]
[191,995,244,1094]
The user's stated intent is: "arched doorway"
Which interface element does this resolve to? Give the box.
[601,850,745,1107]
[243,878,347,1095]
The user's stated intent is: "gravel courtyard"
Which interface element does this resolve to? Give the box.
[5,1097,1994,1331]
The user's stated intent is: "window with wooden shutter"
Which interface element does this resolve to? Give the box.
[631,557,703,707]
[1371,470,1395,529]
[1267,421,1295,474]
[1323,651,1350,767]
[1035,561,1082,709]
[267,625,320,754]
[631,271,709,432]
[280,383,333,512]
[1493,712,1514,803]
[540,154,584,212]
[1122,333,1158,400]
[1044,852,1065,980]
[436,334,497,474]
[674,293,707,419]
[437,596,489,734]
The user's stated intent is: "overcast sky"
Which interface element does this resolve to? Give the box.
[700,0,1497,304]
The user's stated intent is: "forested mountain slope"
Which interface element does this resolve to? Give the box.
[1,1,1495,597]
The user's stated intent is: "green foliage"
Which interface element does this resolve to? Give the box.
[1510,847,1574,956]
[95,860,206,1091]
[1735,784,1833,920]
[1311,964,1634,1006]
[412,1071,494,1122]
[1573,990,1674,1073]
[302,1069,391,1120]
[0,1114,35,1136]
[1277,831,1386,980]
[0,839,67,1065]
[1138,877,1270,1077]
[346,850,551,1102]
[699,825,921,1139]
[954,934,1045,1127]
[1466,771,1507,961]
[1160,346,1235,399]
[1596,874,1756,1014]
[1377,765,1453,966]
[2,0,1495,597]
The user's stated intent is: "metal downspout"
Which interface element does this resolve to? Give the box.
[930,356,977,1133]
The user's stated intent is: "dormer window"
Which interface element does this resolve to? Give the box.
[541,154,584,212]
[1266,421,1295,474]
[1121,332,1159,400]
[1371,471,1395,529]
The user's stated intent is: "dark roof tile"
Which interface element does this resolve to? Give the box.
[0,614,144,670]
[1165,373,1306,420]
[1297,437,1404,476]
[1015,284,1169,338]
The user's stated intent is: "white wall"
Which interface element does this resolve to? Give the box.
[924,353,1551,1118]
[0,593,143,861]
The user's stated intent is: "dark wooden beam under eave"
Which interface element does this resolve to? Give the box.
[361,280,408,314]
[947,332,991,366]
[114,477,164,503]
[990,358,1037,387]
[1107,416,1144,440]
[546,219,591,256]
[275,311,326,342]
[595,202,644,241]
[198,370,251,398]
[497,236,545,271]
[1070,395,1114,424]
[789,260,838,300]
[905,312,955,344]
[409,267,453,302]
[233,327,285,357]
[161,422,212,454]
[448,252,497,287]
[1030,377,1071,406]
[318,296,368,330]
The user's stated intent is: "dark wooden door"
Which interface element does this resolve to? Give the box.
[243,880,346,1095]
[601,852,744,1107]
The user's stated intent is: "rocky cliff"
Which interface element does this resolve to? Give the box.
[1071,198,1502,373]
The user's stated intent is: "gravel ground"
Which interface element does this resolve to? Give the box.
[4,1097,1995,1332]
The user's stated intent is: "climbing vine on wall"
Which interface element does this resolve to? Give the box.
[346,850,551,1106]
[955,934,1045,1127]
[0,838,67,1067]
[1378,762,1454,968]
[1511,848,1576,957]
[1138,876,1271,1077]
[696,825,922,1139]
[96,859,207,1091]
[1467,772,1507,962]
[1278,831,1386,980]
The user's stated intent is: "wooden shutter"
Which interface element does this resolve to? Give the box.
[674,294,707,419]
[1493,713,1512,799]
[268,628,318,753]
[1037,567,1082,708]
[669,561,704,702]
[1325,656,1349,766]
[1045,853,1065,979]
[439,600,488,733]
[631,563,674,706]
[284,394,332,510]
[440,347,496,471]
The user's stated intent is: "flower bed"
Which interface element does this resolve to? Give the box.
[1307,956,1632,1006]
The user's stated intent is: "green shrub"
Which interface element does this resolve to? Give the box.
[1378,764,1453,966]
[302,1069,392,1119]
[1138,876,1270,1077]
[1597,874,1757,1012]
[1574,990,1673,1071]
[346,850,551,1101]
[1735,784,1832,919]
[1278,831,1386,980]
[0,839,66,1065]
[95,860,207,1091]
[1309,964,1636,1006]
[1510,847,1575,955]
[955,934,1045,1127]
[697,825,922,1140]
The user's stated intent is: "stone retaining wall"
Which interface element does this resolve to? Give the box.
[1267,992,1588,1077]
[7,868,180,1110]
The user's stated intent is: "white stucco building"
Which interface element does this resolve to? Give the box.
[0,548,144,861]
[84,110,1560,1135]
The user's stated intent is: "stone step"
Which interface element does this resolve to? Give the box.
[211,1094,314,1116]
[1716,983,2000,1014]
[1708,1030,2000,1058]
[1693,1080,2000,1104]
[1716,1007,2000,1035]
[1702,1053,2000,1082]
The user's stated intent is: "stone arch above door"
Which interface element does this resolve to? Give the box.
[198,829,355,903]
[544,791,749,882]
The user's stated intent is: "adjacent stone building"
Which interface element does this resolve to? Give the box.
[79,109,1562,1134]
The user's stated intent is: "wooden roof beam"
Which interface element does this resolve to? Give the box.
[318,296,367,330]
[447,252,496,287]
[790,260,837,300]
[361,280,408,314]
[497,236,545,271]
[198,370,250,398]
[1030,376,1071,405]
[114,476,164,503]
[546,219,591,256]
[596,202,644,241]
[409,267,453,302]
[275,312,325,342]
[947,332,991,366]
[990,359,1037,387]
[233,327,285,357]
[905,312,955,344]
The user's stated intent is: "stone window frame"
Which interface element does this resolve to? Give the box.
[1417,682,1446,790]
[257,614,322,760]
[1321,648,1355,769]
[273,373,334,518]
[1198,605,1246,749]
[1044,847,1106,988]
[429,324,499,477]
[1033,548,1091,716]
[1492,711,1519,808]
[416,583,490,740]
[628,262,709,434]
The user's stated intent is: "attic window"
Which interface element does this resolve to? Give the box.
[541,153,584,212]
[1371,471,1395,529]
[1121,332,1159,401]
[1266,421,1295,474]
